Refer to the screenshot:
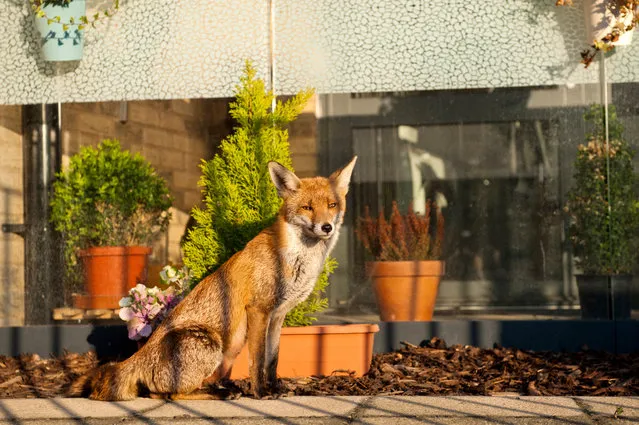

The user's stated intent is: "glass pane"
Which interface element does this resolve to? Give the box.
[317,84,617,321]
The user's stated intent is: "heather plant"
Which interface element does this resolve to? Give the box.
[356,201,444,261]
[119,265,193,341]
[182,61,332,327]
[564,104,639,275]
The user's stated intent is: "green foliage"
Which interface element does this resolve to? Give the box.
[182,61,333,326]
[50,139,172,280]
[30,0,120,29]
[565,105,639,275]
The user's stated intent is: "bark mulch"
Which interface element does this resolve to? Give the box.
[1,338,637,399]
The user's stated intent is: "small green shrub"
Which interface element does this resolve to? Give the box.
[50,139,172,281]
[565,105,639,275]
[182,61,333,327]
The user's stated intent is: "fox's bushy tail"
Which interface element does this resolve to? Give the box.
[67,360,139,401]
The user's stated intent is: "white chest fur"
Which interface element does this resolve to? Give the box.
[278,223,336,311]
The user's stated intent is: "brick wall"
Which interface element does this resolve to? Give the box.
[289,95,319,178]
[0,106,24,326]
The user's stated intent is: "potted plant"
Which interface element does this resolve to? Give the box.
[30,0,120,61]
[356,201,445,321]
[50,139,172,309]
[565,104,639,319]
[556,0,638,67]
[178,61,378,379]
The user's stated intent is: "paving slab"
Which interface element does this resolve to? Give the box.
[0,396,626,425]
[576,397,639,418]
[0,419,348,425]
[0,397,164,419]
[353,418,594,425]
[145,396,366,418]
[0,396,365,420]
[361,396,585,418]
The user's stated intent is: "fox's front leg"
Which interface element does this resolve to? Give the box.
[265,312,286,393]
[247,306,269,398]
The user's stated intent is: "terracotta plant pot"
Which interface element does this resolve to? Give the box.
[368,261,444,321]
[584,0,635,46]
[73,246,152,309]
[229,324,379,379]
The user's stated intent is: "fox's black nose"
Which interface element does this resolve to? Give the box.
[321,223,333,234]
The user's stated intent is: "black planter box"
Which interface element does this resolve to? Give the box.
[576,275,632,320]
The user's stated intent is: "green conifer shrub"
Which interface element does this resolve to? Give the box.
[182,61,333,327]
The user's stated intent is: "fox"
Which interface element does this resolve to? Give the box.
[69,156,358,400]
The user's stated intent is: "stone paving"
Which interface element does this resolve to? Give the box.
[0,396,637,425]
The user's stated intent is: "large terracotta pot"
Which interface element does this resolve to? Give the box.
[229,324,379,379]
[368,260,444,321]
[73,246,152,309]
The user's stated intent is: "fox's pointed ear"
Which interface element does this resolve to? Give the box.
[268,161,301,197]
[330,156,358,195]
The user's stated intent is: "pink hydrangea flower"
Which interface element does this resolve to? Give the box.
[118,265,193,341]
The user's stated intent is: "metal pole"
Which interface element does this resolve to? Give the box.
[22,104,64,325]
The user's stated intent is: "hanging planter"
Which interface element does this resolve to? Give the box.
[584,0,636,46]
[30,0,120,62]
[557,0,638,67]
[33,0,86,61]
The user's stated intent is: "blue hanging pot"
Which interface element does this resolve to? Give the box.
[33,0,86,61]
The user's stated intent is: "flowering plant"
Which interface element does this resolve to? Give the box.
[118,265,192,340]
[556,0,639,68]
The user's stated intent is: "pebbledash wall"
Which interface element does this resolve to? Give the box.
[0,97,319,325]
[2,0,639,106]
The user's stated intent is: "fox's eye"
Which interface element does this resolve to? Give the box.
[328,202,337,208]
[302,205,313,211]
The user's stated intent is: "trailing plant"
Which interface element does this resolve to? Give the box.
[182,61,331,327]
[564,104,639,275]
[30,0,120,30]
[556,0,638,67]
[356,201,444,262]
[50,139,172,282]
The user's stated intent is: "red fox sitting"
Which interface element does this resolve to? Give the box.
[71,157,357,400]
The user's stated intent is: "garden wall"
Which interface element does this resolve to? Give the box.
[0,106,24,326]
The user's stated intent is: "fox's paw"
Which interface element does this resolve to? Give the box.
[267,379,288,396]
[250,381,272,400]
